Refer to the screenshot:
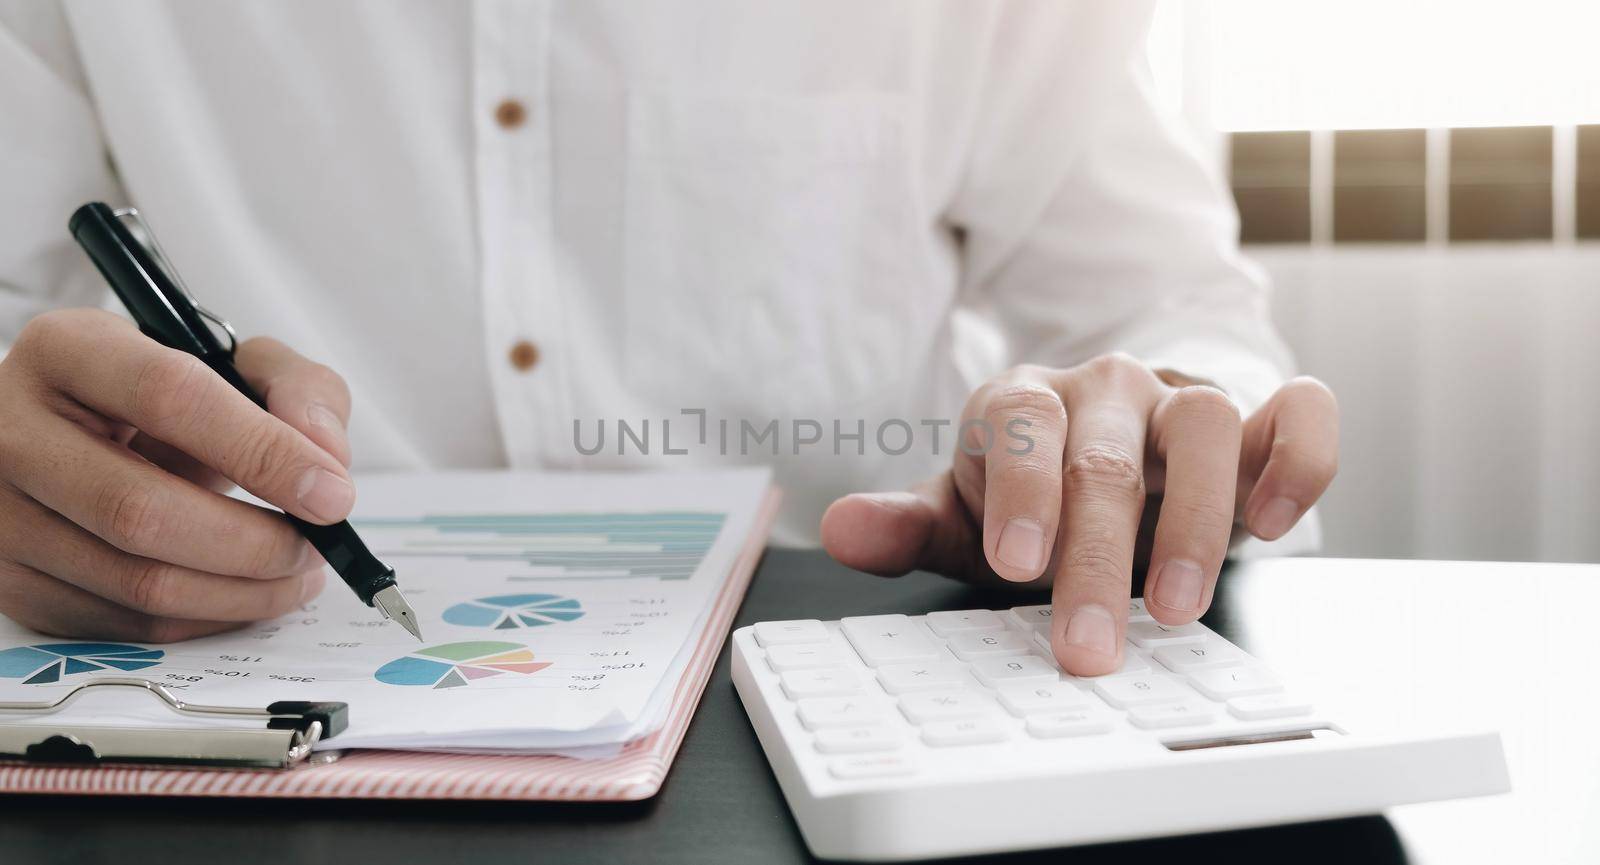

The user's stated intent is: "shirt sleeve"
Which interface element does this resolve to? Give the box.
[946,0,1292,416]
[0,0,122,357]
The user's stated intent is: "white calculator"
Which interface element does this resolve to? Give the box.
[731,602,1509,861]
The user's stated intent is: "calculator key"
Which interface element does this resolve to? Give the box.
[829,754,917,779]
[922,718,1008,747]
[899,690,994,724]
[1187,665,1283,700]
[926,609,1005,636]
[970,655,1060,688]
[1039,632,1150,677]
[1126,620,1208,649]
[1127,700,1216,729]
[876,663,970,694]
[1093,675,1193,708]
[1153,642,1246,673]
[781,669,863,700]
[1026,710,1113,739]
[996,682,1091,716]
[814,726,902,754]
[1111,651,1153,675]
[766,644,844,673]
[1014,620,1050,641]
[754,620,830,647]
[948,631,1032,660]
[1227,692,1313,720]
[1007,605,1054,634]
[841,615,943,667]
[1127,598,1154,622]
[797,697,885,730]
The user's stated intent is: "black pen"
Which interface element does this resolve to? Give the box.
[67,202,424,641]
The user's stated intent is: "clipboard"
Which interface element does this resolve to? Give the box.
[0,487,780,800]
[0,678,347,770]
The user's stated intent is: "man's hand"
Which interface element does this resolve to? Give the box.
[821,353,1338,676]
[0,309,355,642]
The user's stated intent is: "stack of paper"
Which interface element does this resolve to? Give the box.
[0,469,775,758]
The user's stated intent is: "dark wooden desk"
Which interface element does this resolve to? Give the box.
[1,552,1593,864]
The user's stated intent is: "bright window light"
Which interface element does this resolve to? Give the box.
[1199,0,1600,131]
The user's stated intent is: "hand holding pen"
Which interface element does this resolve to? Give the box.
[0,204,419,642]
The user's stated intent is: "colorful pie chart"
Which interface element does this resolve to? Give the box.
[441,593,587,630]
[374,641,552,689]
[0,643,165,684]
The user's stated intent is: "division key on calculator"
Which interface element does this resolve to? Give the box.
[731,607,1509,861]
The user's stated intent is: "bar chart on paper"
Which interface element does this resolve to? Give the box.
[357,512,727,581]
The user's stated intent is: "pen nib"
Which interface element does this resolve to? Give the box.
[373,585,424,642]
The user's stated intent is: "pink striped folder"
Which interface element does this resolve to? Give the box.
[0,489,781,801]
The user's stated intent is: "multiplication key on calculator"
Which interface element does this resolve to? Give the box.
[731,604,1508,861]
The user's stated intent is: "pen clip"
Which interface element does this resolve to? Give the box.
[111,208,239,357]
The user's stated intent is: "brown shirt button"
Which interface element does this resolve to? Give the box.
[494,99,527,130]
[508,340,540,372]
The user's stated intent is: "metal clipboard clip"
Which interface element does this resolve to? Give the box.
[0,678,348,770]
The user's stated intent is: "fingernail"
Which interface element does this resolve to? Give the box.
[995,518,1047,575]
[299,568,326,605]
[1152,558,1205,612]
[307,403,345,431]
[296,467,354,522]
[1063,605,1119,658]
[1253,496,1300,540]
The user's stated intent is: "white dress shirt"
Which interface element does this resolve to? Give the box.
[0,0,1293,545]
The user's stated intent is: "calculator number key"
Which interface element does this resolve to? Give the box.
[948,631,1032,660]
[1093,674,1193,708]
[1035,630,1150,676]
[1127,700,1216,729]
[1007,605,1053,637]
[1153,642,1246,673]
[1126,620,1208,648]
[996,682,1091,716]
[970,655,1060,688]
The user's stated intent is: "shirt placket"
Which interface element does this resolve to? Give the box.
[473,0,558,468]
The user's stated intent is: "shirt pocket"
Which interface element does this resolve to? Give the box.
[621,90,916,412]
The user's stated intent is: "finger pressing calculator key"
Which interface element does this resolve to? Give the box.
[732,605,1509,861]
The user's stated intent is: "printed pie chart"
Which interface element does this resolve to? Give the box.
[374,641,552,689]
[0,643,165,685]
[442,593,586,630]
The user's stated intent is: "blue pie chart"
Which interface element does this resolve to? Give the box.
[0,643,165,684]
[441,594,587,630]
